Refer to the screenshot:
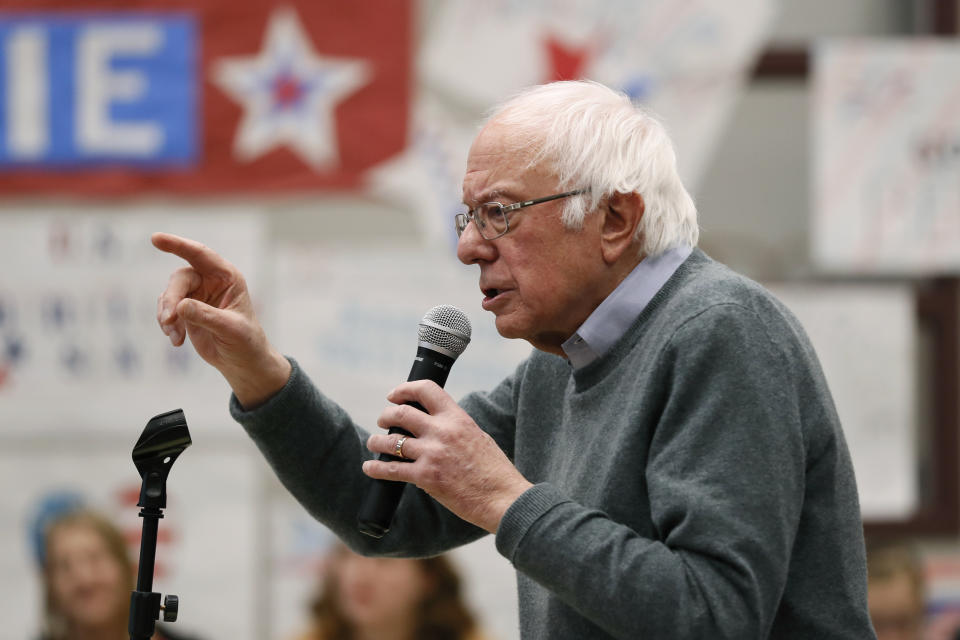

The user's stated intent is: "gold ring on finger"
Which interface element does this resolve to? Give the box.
[394,435,408,459]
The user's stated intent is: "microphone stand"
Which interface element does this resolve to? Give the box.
[129,409,192,640]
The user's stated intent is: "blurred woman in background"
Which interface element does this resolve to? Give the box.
[294,545,487,640]
[37,509,199,640]
[866,542,925,640]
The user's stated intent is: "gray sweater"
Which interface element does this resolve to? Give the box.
[232,249,875,639]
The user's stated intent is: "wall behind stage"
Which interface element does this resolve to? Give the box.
[2,1,955,639]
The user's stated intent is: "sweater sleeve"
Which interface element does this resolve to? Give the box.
[495,304,810,639]
[232,357,500,556]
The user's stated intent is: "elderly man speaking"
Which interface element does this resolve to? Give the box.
[154,81,875,639]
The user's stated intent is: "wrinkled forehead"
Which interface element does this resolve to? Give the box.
[462,121,555,204]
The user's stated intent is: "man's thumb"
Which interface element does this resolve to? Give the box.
[177,298,226,332]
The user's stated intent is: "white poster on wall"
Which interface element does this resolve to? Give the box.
[0,208,266,435]
[813,40,960,274]
[271,245,532,430]
[767,282,918,520]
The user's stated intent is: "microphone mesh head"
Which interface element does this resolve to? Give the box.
[418,305,471,358]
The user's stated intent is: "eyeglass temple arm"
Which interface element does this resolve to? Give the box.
[509,188,588,210]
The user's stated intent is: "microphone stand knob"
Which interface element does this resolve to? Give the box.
[162,594,179,622]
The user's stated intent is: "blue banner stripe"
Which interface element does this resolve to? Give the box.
[0,13,197,168]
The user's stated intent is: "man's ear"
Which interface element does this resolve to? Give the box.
[600,191,644,265]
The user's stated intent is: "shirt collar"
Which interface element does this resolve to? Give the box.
[561,245,693,369]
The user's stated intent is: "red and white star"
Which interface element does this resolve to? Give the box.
[211,7,372,171]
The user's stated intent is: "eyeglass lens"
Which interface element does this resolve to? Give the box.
[456,203,517,239]
[481,204,507,237]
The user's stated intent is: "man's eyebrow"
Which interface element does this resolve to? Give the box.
[464,189,516,207]
[464,189,504,207]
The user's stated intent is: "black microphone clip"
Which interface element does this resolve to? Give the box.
[129,409,191,640]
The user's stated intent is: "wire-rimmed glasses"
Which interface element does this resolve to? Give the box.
[454,189,587,240]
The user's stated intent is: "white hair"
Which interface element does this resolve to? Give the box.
[486,80,699,257]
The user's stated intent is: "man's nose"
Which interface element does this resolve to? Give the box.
[456,220,497,265]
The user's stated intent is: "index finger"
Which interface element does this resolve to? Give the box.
[152,232,235,277]
[387,380,456,415]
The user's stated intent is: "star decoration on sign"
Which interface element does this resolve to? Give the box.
[211,7,372,171]
[545,35,591,82]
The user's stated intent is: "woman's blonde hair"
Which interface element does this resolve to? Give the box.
[42,510,134,640]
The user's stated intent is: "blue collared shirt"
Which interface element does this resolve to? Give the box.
[561,245,693,369]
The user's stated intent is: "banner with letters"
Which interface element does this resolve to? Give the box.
[0,0,775,238]
[0,0,412,194]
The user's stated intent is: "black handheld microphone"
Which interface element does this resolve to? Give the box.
[357,304,471,538]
